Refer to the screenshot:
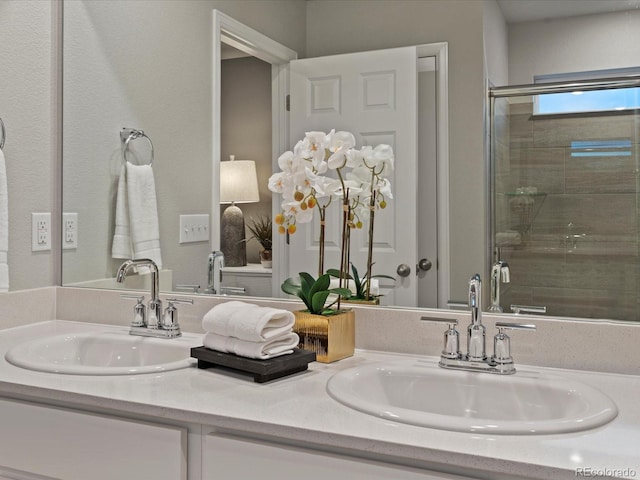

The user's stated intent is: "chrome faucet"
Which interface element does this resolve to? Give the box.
[467,273,486,361]
[206,251,225,294]
[488,260,510,312]
[117,258,184,338]
[422,273,536,374]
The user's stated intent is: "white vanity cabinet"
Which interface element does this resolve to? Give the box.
[202,432,478,480]
[0,398,186,480]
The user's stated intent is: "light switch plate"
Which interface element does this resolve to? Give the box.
[179,214,210,244]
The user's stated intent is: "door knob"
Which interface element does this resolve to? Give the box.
[397,264,411,277]
[418,258,432,272]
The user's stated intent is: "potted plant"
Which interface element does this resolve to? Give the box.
[282,272,353,362]
[246,215,272,268]
[327,263,395,305]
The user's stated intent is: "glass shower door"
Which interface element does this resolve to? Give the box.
[490,80,640,321]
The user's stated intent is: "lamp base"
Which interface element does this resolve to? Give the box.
[221,205,247,267]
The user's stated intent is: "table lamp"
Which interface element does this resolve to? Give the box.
[220,155,260,266]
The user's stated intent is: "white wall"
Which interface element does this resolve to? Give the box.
[306,0,486,300]
[0,0,56,291]
[509,9,640,84]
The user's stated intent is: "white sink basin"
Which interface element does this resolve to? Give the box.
[5,330,199,375]
[327,360,618,435]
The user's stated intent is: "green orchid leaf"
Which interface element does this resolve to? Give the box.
[282,277,312,311]
[281,277,300,297]
[311,291,331,314]
[370,274,396,281]
[328,287,352,297]
[299,272,315,296]
[309,273,331,299]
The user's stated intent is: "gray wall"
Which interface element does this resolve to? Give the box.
[509,9,640,84]
[0,0,56,291]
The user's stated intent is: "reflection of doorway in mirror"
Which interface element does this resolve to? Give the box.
[220,53,273,266]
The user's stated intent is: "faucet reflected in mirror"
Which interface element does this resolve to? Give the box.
[489,260,510,313]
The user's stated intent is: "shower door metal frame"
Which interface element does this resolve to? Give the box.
[487,74,640,313]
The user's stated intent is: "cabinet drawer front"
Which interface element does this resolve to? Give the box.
[0,398,186,480]
[204,433,476,480]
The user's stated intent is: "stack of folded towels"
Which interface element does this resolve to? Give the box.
[202,301,299,360]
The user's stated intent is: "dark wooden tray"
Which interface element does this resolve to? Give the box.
[191,346,316,383]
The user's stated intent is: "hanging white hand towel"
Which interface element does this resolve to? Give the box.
[0,148,8,292]
[203,332,299,360]
[111,162,163,268]
[202,300,295,342]
[112,163,131,260]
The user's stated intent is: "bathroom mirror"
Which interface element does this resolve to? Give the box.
[61,0,640,322]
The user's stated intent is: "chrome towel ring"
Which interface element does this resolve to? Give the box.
[0,117,5,149]
[121,127,154,166]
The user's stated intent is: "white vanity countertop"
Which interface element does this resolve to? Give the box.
[0,320,638,480]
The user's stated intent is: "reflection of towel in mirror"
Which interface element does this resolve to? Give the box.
[0,149,8,292]
[202,300,295,341]
[112,162,162,268]
[203,332,299,360]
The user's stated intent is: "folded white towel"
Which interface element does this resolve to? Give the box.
[0,149,9,292]
[202,301,295,342]
[112,162,163,268]
[329,278,379,296]
[203,332,299,360]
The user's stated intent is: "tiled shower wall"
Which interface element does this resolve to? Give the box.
[493,99,639,321]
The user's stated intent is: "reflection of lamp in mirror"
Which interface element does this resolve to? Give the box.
[220,155,260,266]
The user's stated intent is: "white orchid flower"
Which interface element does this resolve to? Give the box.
[296,131,327,166]
[377,178,393,199]
[326,130,356,151]
[282,200,314,224]
[362,144,394,177]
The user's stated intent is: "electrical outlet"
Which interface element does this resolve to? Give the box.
[179,214,210,244]
[63,212,78,249]
[32,212,51,251]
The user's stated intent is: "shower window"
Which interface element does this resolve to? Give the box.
[490,76,640,321]
[534,67,640,115]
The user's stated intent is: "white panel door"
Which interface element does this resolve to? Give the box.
[288,47,418,306]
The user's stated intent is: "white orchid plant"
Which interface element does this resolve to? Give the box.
[268,129,394,302]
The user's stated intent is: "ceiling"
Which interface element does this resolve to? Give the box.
[497,0,640,23]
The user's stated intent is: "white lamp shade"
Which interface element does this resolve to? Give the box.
[220,159,260,204]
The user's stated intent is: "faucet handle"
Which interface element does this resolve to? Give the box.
[162,297,194,331]
[421,317,461,359]
[510,304,546,315]
[121,294,146,327]
[495,322,536,331]
[175,284,200,294]
[492,322,536,367]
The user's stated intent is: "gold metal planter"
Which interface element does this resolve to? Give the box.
[293,310,355,363]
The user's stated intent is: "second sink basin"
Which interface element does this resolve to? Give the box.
[5,330,200,375]
[327,360,618,435]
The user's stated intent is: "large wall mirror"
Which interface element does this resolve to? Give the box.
[62,0,640,322]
